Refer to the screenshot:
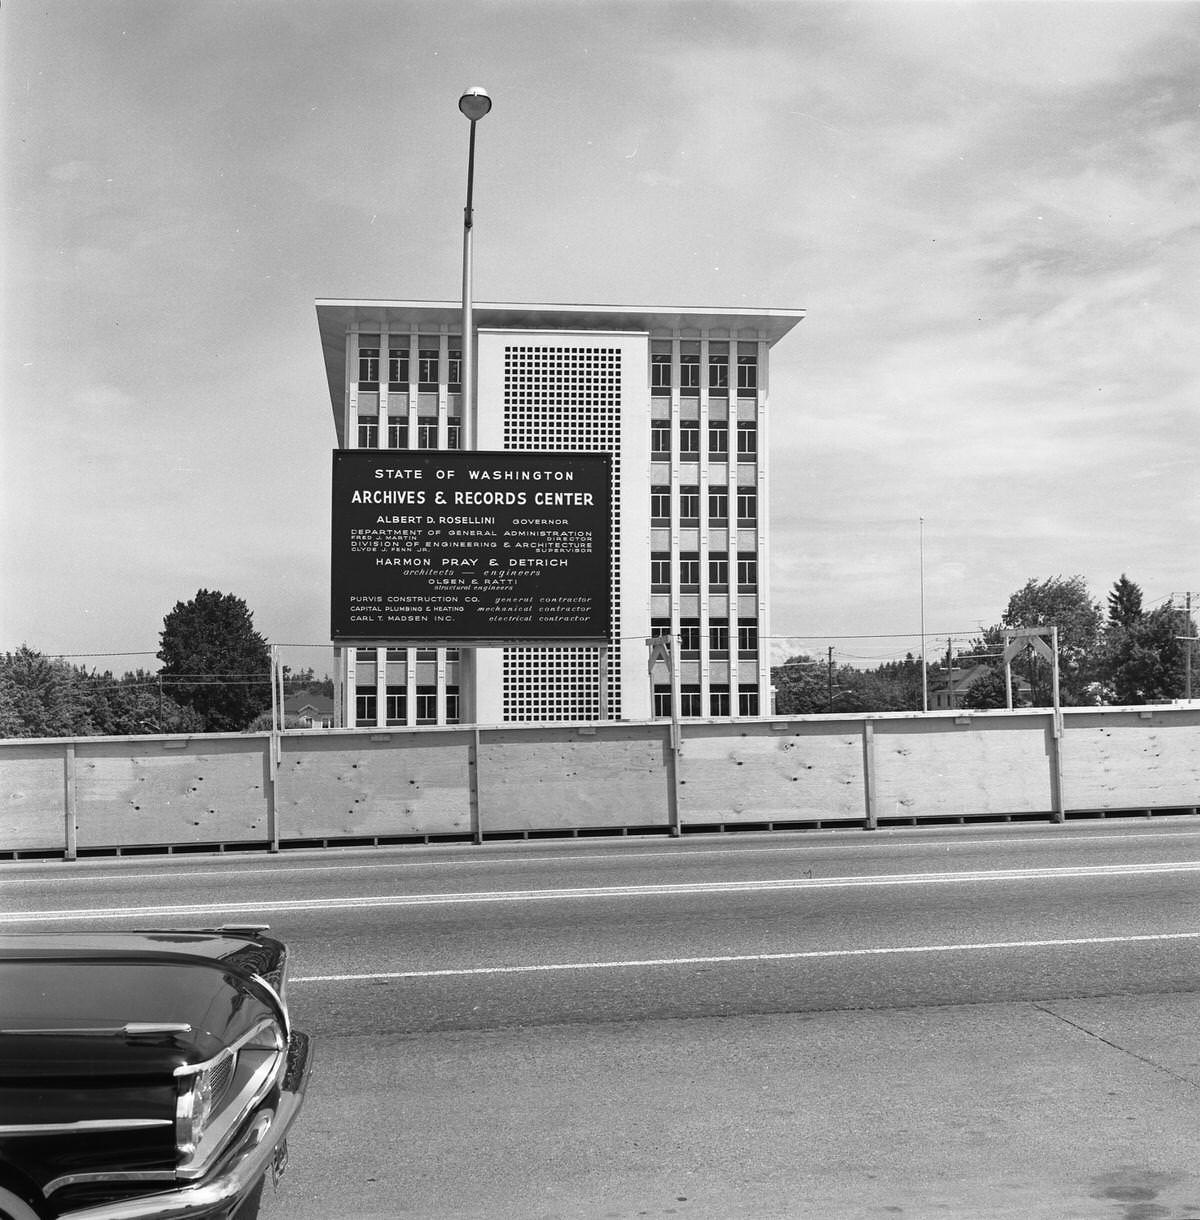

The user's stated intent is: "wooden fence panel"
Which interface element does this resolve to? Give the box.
[677,723,865,824]
[0,743,68,852]
[477,727,670,832]
[1061,708,1200,810]
[871,714,1054,820]
[276,730,473,839]
[73,737,269,847]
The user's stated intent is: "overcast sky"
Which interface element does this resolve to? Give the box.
[3,0,1197,675]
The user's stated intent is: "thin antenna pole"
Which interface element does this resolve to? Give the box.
[919,517,928,712]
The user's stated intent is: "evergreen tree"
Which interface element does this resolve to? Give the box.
[157,590,273,732]
[1106,574,1144,628]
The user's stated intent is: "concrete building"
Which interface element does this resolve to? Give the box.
[316,300,803,727]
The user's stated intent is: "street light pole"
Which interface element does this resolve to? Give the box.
[458,87,491,451]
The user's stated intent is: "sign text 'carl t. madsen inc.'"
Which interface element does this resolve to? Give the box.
[330,451,612,646]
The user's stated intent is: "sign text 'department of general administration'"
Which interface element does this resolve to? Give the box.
[331,450,612,646]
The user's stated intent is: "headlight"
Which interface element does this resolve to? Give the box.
[177,1049,234,1156]
[175,1021,285,1170]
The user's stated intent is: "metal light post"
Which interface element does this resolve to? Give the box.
[458,86,491,450]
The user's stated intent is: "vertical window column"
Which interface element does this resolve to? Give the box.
[697,336,711,718]
[668,335,682,723]
[375,644,387,729]
[406,333,420,455]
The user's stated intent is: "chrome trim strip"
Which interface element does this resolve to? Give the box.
[172,1017,280,1079]
[0,1024,191,1038]
[46,1169,175,1195]
[0,1119,172,1137]
[250,973,291,1039]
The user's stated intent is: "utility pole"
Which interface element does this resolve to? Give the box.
[1176,592,1197,702]
[946,638,955,710]
[827,646,835,712]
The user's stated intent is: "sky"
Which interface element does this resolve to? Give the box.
[3,0,1198,677]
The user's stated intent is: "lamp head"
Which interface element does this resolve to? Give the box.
[458,87,492,122]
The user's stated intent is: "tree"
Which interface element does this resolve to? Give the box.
[1106,574,1143,629]
[1099,602,1196,705]
[157,590,273,732]
[771,655,827,714]
[998,576,1103,706]
[0,647,95,738]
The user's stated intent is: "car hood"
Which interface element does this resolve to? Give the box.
[0,931,287,1075]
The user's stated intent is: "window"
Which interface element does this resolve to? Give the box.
[709,622,730,654]
[447,420,462,450]
[679,421,700,456]
[679,553,700,587]
[680,344,700,394]
[651,552,671,588]
[357,418,378,448]
[738,619,758,652]
[680,486,700,521]
[680,685,702,717]
[708,487,728,522]
[651,421,671,456]
[446,687,460,723]
[709,555,728,588]
[387,417,409,449]
[679,620,700,655]
[415,648,438,662]
[358,335,379,385]
[651,485,671,522]
[386,648,406,662]
[445,648,461,662]
[418,345,439,391]
[737,343,758,393]
[710,685,731,717]
[386,688,406,726]
[651,351,671,396]
[355,689,377,726]
[709,343,729,391]
[416,686,437,724]
[653,687,672,717]
[708,420,728,457]
[739,688,760,717]
[737,553,758,588]
[737,486,757,524]
[448,346,462,391]
[388,345,409,387]
[355,647,376,664]
[417,416,438,449]
[737,420,757,458]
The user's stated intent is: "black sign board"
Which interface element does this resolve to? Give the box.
[331,450,612,645]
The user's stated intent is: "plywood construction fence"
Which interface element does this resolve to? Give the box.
[1,706,1197,857]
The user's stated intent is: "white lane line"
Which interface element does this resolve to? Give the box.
[5,828,1200,885]
[293,931,1200,983]
[4,860,1199,923]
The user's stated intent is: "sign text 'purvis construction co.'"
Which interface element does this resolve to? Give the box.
[330,450,612,646]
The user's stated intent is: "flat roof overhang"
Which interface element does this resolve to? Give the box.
[315,299,805,436]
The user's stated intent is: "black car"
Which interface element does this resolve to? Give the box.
[0,928,312,1220]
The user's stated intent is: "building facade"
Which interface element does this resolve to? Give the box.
[316,301,803,728]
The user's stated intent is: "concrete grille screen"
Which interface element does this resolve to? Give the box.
[503,345,623,721]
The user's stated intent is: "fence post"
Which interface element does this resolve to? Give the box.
[64,742,77,861]
[862,720,877,830]
[666,721,682,835]
[471,726,483,844]
[1049,710,1066,824]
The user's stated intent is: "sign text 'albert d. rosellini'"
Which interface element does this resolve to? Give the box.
[331,450,612,646]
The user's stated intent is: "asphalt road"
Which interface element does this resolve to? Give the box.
[4,820,1200,1218]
